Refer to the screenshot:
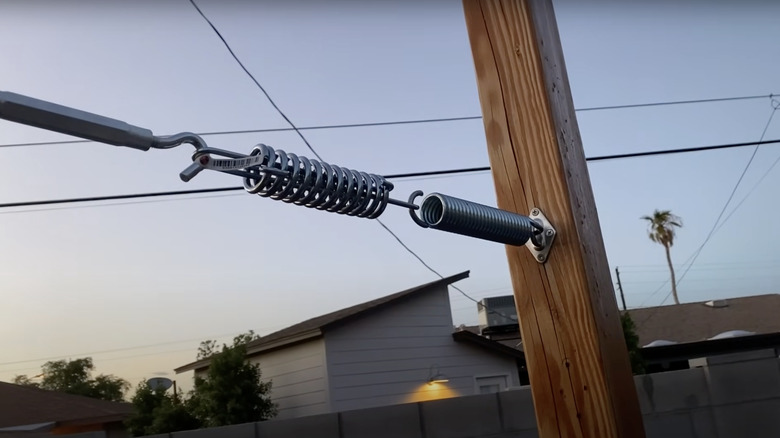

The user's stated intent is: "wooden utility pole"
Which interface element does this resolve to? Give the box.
[462,1,645,437]
[616,267,627,311]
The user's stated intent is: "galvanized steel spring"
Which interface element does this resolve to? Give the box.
[242,144,392,219]
[409,191,543,246]
[188,145,551,250]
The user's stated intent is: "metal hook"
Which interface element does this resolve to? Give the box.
[408,190,429,228]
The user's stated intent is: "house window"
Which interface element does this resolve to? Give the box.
[475,375,508,394]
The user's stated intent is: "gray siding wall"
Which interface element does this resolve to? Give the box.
[324,284,520,412]
[248,339,329,420]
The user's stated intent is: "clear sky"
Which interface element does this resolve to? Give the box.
[1,0,779,393]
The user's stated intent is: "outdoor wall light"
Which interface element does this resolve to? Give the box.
[428,365,449,384]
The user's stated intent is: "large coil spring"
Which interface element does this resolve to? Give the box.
[242,144,393,219]
[410,192,542,246]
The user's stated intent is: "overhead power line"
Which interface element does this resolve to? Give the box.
[0,330,245,367]
[586,138,780,162]
[0,93,776,149]
[0,193,245,215]
[0,187,241,209]
[575,93,775,112]
[0,116,484,149]
[3,136,780,211]
[616,261,780,269]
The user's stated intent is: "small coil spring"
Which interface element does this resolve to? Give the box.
[410,192,542,246]
[242,144,393,219]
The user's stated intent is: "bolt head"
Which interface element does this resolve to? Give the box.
[531,208,540,216]
[199,155,210,165]
[537,254,545,262]
[545,229,554,237]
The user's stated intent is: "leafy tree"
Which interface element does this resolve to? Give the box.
[126,331,275,435]
[197,339,219,360]
[12,374,38,386]
[641,209,683,304]
[189,331,276,426]
[14,357,129,402]
[126,381,200,436]
[621,312,646,375]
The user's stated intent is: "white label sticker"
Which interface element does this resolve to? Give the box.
[200,155,266,171]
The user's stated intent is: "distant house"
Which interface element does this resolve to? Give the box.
[0,381,132,437]
[626,294,780,346]
[625,294,780,372]
[461,293,780,374]
[175,271,526,420]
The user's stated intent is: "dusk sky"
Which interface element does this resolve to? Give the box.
[1,0,779,393]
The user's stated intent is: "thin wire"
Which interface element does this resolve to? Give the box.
[622,275,779,285]
[5,136,780,211]
[586,138,780,162]
[575,93,774,112]
[382,166,490,179]
[196,116,484,136]
[635,252,696,308]
[616,261,780,269]
[3,347,199,376]
[1,326,290,376]
[0,168,491,210]
[377,220,496,311]
[0,193,244,214]
[3,94,775,149]
[187,0,517,320]
[0,187,242,209]
[620,265,780,274]
[714,125,780,233]
[0,330,244,367]
[374,220,444,279]
[188,0,322,161]
[636,100,778,316]
[714,160,780,234]
[1,126,777,162]
[0,116,484,149]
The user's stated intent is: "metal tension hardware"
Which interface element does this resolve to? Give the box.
[527,208,556,263]
[0,90,557,261]
[406,191,556,262]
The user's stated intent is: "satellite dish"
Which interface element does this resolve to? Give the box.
[147,377,173,391]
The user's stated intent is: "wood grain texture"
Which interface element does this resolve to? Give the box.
[462,0,645,437]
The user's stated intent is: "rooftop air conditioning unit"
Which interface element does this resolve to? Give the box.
[478,295,519,335]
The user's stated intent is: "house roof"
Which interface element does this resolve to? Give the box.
[457,294,780,352]
[640,331,780,363]
[0,381,133,430]
[176,271,470,373]
[452,329,525,360]
[626,294,780,346]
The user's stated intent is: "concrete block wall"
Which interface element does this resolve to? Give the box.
[637,350,780,438]
[140,351,780,438]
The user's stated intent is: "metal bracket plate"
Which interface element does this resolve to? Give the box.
[526,208,556,263]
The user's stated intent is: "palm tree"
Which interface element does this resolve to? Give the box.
[641,210,683,305]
